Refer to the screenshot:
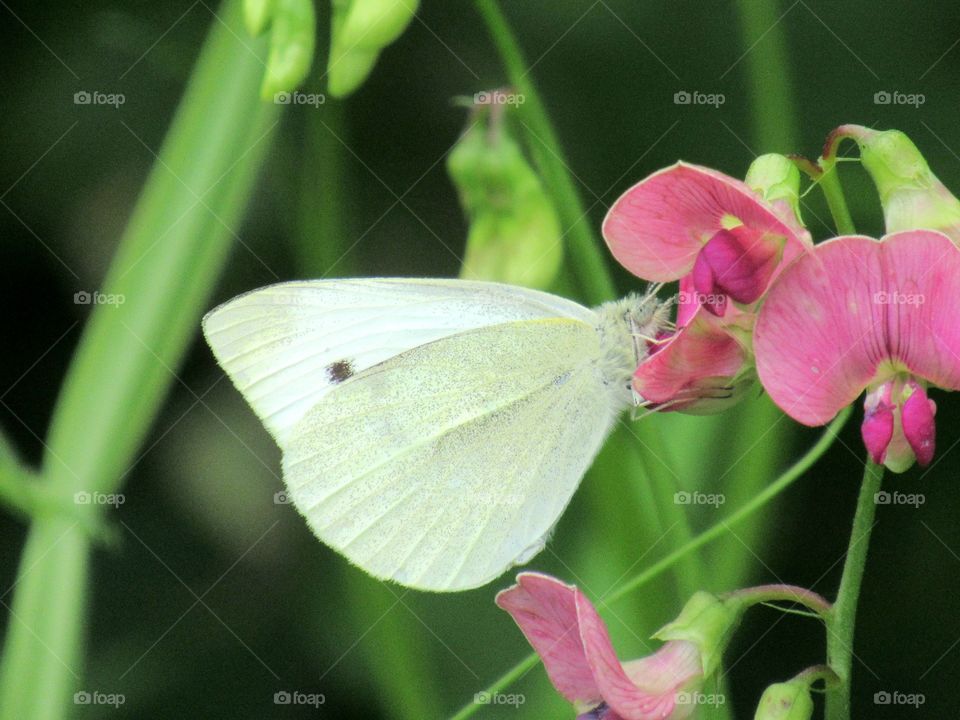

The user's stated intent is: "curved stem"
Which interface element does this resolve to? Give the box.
[726,583,833,619]
[448,407,852,720]
[473,0,616,306]
[825,459,884,720]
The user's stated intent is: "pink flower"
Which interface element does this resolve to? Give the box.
[603,163,811,316]
[633,277,754,413]
[755,230,960,471]
[496,573,702,719]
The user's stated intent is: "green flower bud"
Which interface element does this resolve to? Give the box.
[327,0,419,98]
[745,153,804,225]
[841,125,960,242]
[652,591,744,677]
[447,119,563,290]
[243,0,274,36]
[753,681,815,720]
[260,0,316,99]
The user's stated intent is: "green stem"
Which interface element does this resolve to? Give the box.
[448,407,851,720]
[817,162,857,235]
[726,583,833,619]
[825,459,884,720]
[0,3,278,717]
[473,0,616,305]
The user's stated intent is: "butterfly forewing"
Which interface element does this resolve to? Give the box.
[202,279,595,446]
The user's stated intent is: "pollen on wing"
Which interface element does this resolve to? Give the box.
[326,359,355,384]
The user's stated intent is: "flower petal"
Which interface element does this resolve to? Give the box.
[756,230,960,425]
[901,382,936,467]
[697,227,781,305]
[634,305,750,413]
[861,383,895,465]
[575,594,691,720]
[755,235,888,425]
[495,573,600,705]
[603,162,799,282]
[879,230,960,391]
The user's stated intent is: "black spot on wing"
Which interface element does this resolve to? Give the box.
[326,359,355,384]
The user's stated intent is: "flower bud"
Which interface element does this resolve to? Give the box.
[258,0,316,99]
[745,153,804,227]
[327,0,420,97]
[448,118,563,290]
[753,681,814,720]
[837,125,960,242]
[652,591,744,677]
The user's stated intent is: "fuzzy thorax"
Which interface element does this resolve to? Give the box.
[593,291,669,407]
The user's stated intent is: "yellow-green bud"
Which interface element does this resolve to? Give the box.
[753,681,814,720]
[327,0,419,97]
[447,121,563,290]
[845,125,960,242]
[745,153,804,226]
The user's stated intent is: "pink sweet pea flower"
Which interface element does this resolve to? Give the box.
[755,230,960,472]
[496,573,702,719]
[633,277,754,413]
[603,162,811,316]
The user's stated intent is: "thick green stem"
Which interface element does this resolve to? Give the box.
[473,0,616,305]
[825,459,884,720]
[0,2,278,717]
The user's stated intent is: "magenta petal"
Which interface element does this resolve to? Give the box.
[634,306,749,412]
[690,251,726,316]
[756,230,960,427]
[755,235,888,425]
[861,384,895,465]
[603,163,800,282]
[699,227,780,304]
[495,573,600,705]
[879,231,960,392]
[902,383,937,467]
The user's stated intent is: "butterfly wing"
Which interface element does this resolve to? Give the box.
[282,317,618,591]
[202,279,595,446]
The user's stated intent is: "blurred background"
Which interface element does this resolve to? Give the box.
[1,0,959,717]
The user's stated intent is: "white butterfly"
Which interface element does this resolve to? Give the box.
[202,279,666,591]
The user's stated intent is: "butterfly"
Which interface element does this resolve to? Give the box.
[202,278,666,591]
